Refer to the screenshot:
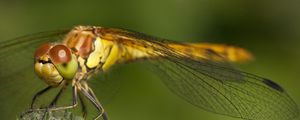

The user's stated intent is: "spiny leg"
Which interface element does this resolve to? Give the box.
[79,92,88,119]
[20,86,53,118]
[29,85,77,119]
[81,81,109,120]
[26,85,78,113]
[30,86,53,109]
[78,85,107,120]
[48,85,78,111]
[21,85,78,119]
[40,86,67,119]
[80,88,104,120]
[49,86,66,107]
[88,87,109,120]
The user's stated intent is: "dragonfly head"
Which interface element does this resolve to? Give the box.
[34,43,78,86]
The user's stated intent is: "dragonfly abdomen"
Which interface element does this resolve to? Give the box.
[167,43,253,63]
[117,42,253,64]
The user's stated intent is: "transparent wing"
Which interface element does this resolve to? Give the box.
[0,30,69,80]
[0,30,119,119]
[149,48,299,120]
[89,67,122,105]
[0,30,69,119]
[86,27,299,119]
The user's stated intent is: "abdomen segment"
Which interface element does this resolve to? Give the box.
[120,42,253,63]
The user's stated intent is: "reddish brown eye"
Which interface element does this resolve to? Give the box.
[34,43,52,60]
[49,45,72,64]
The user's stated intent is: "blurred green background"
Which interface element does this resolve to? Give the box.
[0,0,299,120]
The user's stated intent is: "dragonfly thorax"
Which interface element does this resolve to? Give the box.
[64,26,122,72]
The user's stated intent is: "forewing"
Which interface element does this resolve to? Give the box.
[95,27,299,119]
[0,30,70,119]
[88,68,122,105]
[106,29,299,120]
[150,50,299,120]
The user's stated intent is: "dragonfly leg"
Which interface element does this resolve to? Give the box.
[78,84,107,120]
[88,87,109,120]
[49,86,66,107]
[24,85,78,113]
[78,92,88,119]
[40,86,66,119]
[30,86,53,109]
[40,85,72,119]
[48,85,78,111]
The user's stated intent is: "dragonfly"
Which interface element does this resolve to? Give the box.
[0,26,298,120]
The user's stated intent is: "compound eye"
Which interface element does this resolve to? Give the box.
[34,43,52,60]
[49,45,72,64]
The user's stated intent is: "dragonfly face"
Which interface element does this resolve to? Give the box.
[34,43,78,86]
